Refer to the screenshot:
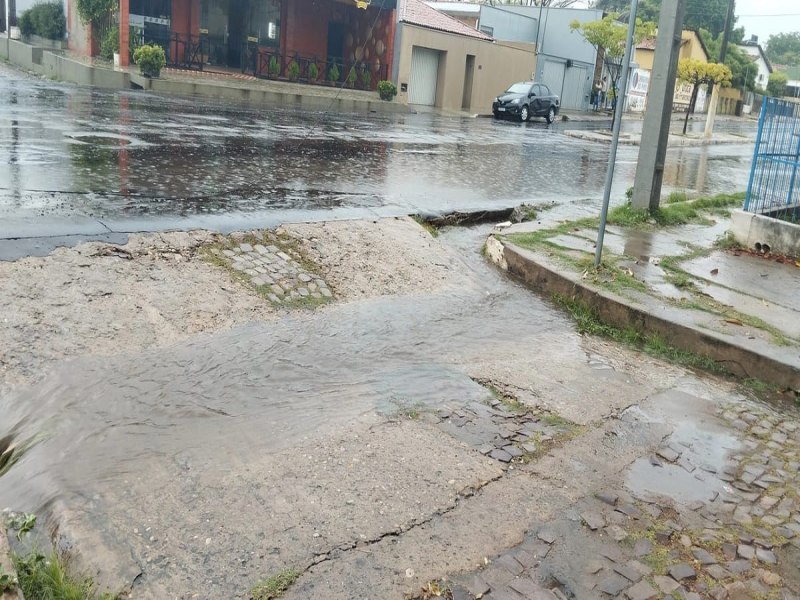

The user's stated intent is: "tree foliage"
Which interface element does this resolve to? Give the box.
[677,58,731,134]
[700,30,757,91]
[766,32,800,67]
[76,0,115,26]
[767,72,788,97]
[590,0,733,38]
[19,2,66,40]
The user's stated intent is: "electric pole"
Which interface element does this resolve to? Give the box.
[704,0,736,137]
[631,0,686,211]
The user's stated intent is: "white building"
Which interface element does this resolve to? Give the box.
[738,37,773,91]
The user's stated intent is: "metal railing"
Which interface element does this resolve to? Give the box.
[745,97,800,223]
[133,31,207,71]
[241,45,388,91]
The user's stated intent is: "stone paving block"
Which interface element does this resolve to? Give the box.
[633,538,652,557]
[524,541,551,560]
[487,587,524,600]
[625,580,658,600]
[596,491,618,506]
[581,510,605,530]
[509,577,547,597]
[612,563,642,583]
[512,549,537,569]
[737,544,755,560]
[606,525,628,542]
[494,554,524,577]
[656,447,680,462]
[755,548,777,564]
[503,445,523,458]
[669,563,696,582]
[537,530,556,544]
[727,559,753,574]
[705,564,733,581]
[458,574,490,597]
[691,547,717,565]
[489,448,513,463]
[654,575,680,594]
[597,574,630,596]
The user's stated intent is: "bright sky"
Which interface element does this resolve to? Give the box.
[735,0,800,46]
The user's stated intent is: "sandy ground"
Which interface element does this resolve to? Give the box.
[0,218,453,388]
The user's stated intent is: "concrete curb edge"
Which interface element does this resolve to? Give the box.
[493,237,800,391]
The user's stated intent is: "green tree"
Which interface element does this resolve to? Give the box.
[766,32,800,66]
[677,58,732,133]
[591,0,733,38]
[570,13,656,116]
[701,30,757,91]
[767,72,788,97]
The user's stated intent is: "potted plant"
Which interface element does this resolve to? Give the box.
[133,43,166,78]
[287,59,300,81]
[346,67,357,88]
[328,63,340,85]
[377,80,397,101]
[308,62,320,82]
[361,67,371,90]
[269,55,281,77]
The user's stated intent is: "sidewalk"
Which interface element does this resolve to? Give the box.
[563,128,756,146]
[486,198,800,392]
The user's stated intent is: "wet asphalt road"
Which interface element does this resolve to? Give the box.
[0,62,756,240]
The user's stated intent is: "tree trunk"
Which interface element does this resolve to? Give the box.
[683,83,699,135]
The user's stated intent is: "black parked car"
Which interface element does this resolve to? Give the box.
[492,81,560,123]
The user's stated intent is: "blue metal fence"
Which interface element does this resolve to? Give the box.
[745,97,800,223]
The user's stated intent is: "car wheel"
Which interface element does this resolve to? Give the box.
[519,105,529,122]
[545,106,556,124]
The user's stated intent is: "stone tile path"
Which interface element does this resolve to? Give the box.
[206,233,333,306]
[411,400,800,599]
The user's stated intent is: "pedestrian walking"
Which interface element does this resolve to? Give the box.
[600,77,608,110]
[592,80,602,111]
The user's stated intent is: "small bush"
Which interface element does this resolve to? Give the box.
[287,59,300,80]
[19,2,66,40]
[100,25,119,60]
[133,43,166,77]
[346,67,357,87]
[361,68,372,89]
[308,62,319,80]
[328,62,340,83]
[377,80,397,101]
[269,55,281,76]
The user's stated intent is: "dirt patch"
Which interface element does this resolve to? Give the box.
[283,217,462,301]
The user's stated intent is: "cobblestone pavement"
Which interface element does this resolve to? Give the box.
[205,231,333,306]
[411,398,800,600]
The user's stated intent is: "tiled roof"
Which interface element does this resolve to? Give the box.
[400,0,492,41]
[636,37,657,50]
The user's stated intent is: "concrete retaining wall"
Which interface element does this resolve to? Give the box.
[499,240,800,391]
[7,38,43,72]
[731,209,800,259]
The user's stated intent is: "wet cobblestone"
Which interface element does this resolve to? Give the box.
[409,399,800,599]
[206,232,333,306]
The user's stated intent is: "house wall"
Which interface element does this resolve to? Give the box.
[67,0,93,57]
[171,0,200,38]
[284,0,394,68]
[679,31,706,61]
[477,5,537,43]
[738,45,771,89]
[497,6,601,64]
[395,23,536,112]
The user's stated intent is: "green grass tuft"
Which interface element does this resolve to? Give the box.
[12,552,115,600]
[251,569,301,600]
[411,215,440,238]
[607,192,745,229]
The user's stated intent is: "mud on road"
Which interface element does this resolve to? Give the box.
[1,216,798,599]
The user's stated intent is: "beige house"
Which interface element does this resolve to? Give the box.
[393,0,537,112]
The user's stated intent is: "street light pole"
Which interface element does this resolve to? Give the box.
[594,0,639,266]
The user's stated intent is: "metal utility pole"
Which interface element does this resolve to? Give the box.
[705,0,736,137]
[631,0,686,211]
[594,0,639,267]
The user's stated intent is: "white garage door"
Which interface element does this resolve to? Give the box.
[540,60,565,99]
[562,66,587,111]
[409,46,440,106]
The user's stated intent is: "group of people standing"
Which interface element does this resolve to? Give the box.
[592,77,609,111]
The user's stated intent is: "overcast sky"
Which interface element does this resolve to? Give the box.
[735,0,800,46]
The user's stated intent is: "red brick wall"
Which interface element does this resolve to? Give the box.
[283,0,394,75]
[171,0,200,37]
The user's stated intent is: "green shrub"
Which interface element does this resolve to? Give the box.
[100,25,119,60]
[361,68,371,89]
[269,55,280,76]
[308,62,319,80]
[75,0,114,26]
[377,80,397,101]
[133,44,166,77]
[328,62,340,83]
[19,2,66,40]
[287,59,300,80]
[346,67,357,87]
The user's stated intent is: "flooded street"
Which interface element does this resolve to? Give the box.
[2,62,797,600]
[0,62,755,240]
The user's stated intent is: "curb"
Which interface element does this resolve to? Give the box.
[1,525,23,600]
[563,130,755,147]
[490,237,800,391]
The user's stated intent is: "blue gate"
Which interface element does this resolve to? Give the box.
[745,97,800,223]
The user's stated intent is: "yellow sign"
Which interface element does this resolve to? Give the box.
[355,0,370,8]
[247,36,258,42]
[199,28,208,34]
